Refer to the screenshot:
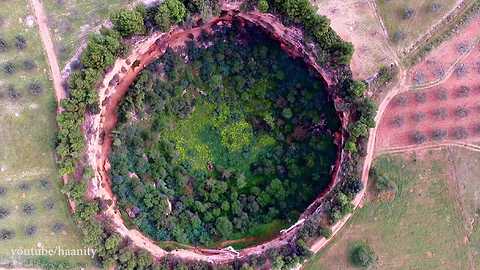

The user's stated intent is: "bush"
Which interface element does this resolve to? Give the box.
[414,91,426,103]
[0,37,8,52]
[457,86,470,97]
[396,95,408,106]
[431,128,447,141]
[432,107,448,120]
[28,81,44,96]
[23,203,36,215]
[436,88,448,100]
[18,182,31,192]
[391,115,404,128]
[349,241,377,268]
[25,225,38,236]
[0,207,10,219]
[2,61,16,75]
[375,175,397,193]
[23,60,37,71]
[44,199,55,210]
[392,31,406,43]
[412,111,426,122]
[453,127,468,139]
[402,7,415,19]
[15,35,27,50]
[411,131,427,144]
[0,229,15,240]
[38,179,51,190]
[454,106,469,118]
[111,9,146,37]
[52,222,65,233]
[0,186,6,196]
[7,85,21,100]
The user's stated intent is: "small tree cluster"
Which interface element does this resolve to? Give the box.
[111,9,146,37]
[155,0,187,32]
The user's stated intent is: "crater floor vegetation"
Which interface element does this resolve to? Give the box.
[110,25,341,246]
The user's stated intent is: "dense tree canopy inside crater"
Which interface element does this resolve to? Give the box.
[110,24,341,246]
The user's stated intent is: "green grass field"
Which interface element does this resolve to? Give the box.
[377,0,458,52]
[0,0,91,267]
[304,148,479,269]
[43,0,130,66]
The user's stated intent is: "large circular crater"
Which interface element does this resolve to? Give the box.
[109,22,341,248]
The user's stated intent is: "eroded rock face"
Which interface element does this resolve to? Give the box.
[83,3,350,264]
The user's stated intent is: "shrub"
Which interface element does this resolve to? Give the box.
[18,182,31,192]
[44,199,55,210]
[391,115,404,127]
[258,0,269,12]
[376,65,396,86]
[28,81,44,96]
[349,241,377,268]
[38,179,51,190]
[457,86,470,97]
[22,60,37,71]
[23,203,36,215]
[318,227,332,238]
[430,3,442,12]
[2,61,16,75]
[455,106,469,118]
[431,128,447,141]
[411,131,427,144]
[0,207,10,219]
[453,127,468,139]
[375,175,397,193]
[412,112,426,122]
[432,107,448,120]
[396,95,408,106]
[392,31,405,43]
[415,91,426,103]
[402,7,415,19]
[0,186,6,196]
[454,63,467,77]
[25,225,37,236]
[436,88,448,100]
[0,229,15,240]
[111,9,146,37]
[52,222,65,233]
[7,85,21,100]
[0,37,8,52]
[15,35,27,50]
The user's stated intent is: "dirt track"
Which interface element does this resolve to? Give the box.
[30,0,65,107]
